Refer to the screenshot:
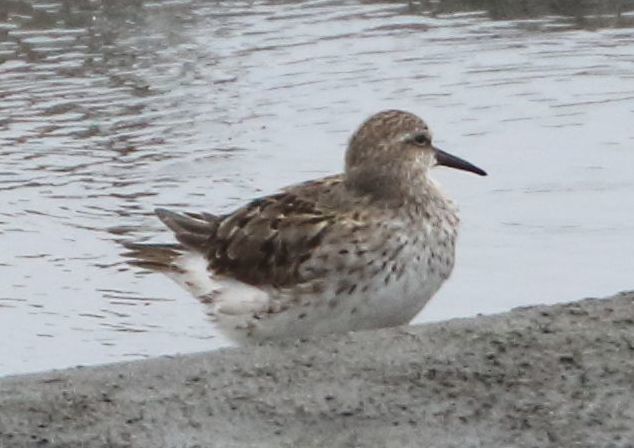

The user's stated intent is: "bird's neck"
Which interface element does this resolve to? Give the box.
[345,163,442,206]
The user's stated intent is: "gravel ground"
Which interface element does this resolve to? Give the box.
[1,291,633,448]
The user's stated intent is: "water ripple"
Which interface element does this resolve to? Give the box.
[1,0,634,375]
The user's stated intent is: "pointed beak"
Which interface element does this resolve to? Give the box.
[434,146,487,176]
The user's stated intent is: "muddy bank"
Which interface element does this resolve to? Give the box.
[1,291,633,448]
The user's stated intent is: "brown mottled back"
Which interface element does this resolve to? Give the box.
[154,176,363,288]
[209,187,338,287]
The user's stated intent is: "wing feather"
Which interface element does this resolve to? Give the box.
[150,176,353,289]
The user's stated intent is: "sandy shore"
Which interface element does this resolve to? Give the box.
[1,291,633,448]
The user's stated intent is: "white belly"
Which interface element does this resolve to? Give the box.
[245,237,454,341]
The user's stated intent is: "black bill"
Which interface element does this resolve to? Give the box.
[434,147,487,176]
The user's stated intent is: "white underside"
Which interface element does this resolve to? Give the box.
[165,252,270,314]
[166,240,448,344]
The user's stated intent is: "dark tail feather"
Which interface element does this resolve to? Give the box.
[121,242,185,272]
[155,208,218,251]
[123,208,219,270]
[155,208,218,235]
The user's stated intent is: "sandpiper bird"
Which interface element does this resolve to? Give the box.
[125,110,486,343]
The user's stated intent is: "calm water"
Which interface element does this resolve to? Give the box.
[2,0,634,375]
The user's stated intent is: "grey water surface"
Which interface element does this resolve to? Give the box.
[1,0,634,375]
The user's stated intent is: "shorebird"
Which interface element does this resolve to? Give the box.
[125,110,486,343]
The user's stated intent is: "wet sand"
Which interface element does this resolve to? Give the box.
[1,291,633,448]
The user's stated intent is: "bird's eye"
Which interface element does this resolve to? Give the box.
[413,133,430,145]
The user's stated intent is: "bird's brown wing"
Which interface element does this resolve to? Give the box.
[156,176,354,288]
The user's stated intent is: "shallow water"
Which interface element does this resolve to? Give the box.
[1,0,634,375]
